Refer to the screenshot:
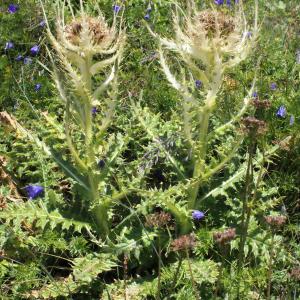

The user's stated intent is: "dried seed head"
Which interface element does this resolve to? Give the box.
[213,228,236,245]
[171,233,196,251]
[272,137,292,151]
[241,116,267,135]
[264,215,287,227]
[192,10,235,38]
[63,16,111,46]
[251,98,271,110]
[224,75,238,90]
[290,267,300,281]
[145,211,171,228]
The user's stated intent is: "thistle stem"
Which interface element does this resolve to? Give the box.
[267,230,275,300]
[186,249,200,300]
[157,235,161,300]
[188,106,210,210]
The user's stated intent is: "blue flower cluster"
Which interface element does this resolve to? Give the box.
[5,4,43,92]
[254,84,295,126]
[215,0,239,6]
[144,3,152,21]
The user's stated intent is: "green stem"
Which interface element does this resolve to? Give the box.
[157,235,161,300]
[267,231,275,300]
[171,254,182,290]
[186,249,200,300]
[188,107,210,210]
[81,54,110,236]
[237,144,254,273]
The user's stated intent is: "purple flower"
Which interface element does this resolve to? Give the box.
[30,45,40,56]
[98,159,105,168]
[8,4,19,13]
[4,41,14,50]
[15,54,23,61]
[192,210,205,221]
[226,0,231,5]
[195,79,202,89]
[270,82,277,91]
[39,20,46,27]
[34,83,42,92]
[290,115,295,125]
[144,13,150,20]
[215,0,224,4]
[146,6,152,13]
[246,31,252,38]
[25,185,44,199]
[24,57,32,64]
[252,91,258,98]
[113,5,121,13]
[276,105,287,118]
[91,107,98,116]
[296,49,300,64]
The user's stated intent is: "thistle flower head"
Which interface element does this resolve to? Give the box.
[53,6,125,59]
[150,0,258,93]
[171,1,256,67]
[63,16,112,48]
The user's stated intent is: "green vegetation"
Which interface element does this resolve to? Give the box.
[0,0,299,299]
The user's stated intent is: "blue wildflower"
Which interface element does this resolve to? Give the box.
[15,54,23,61]
[30,45,40,56]
[24,57,32,64]
[8,4,19,13]
[146,6,152,13]
[39,20,46,27]
[195,79,202,89]
[252,91,258,98]
[113,5,121,13]
[296,49,300,64]
[215,0,224,4]
[246,31,252,38]
[4,41,14,50]
[276,105,287,118]
[226,0,231,5]
[98,159,106,168]
[270,82,277,91]
[192,210,205,221]
[144,13,150,20]
[91,107,97,116]
[290,115,295,125]
[25,185,44,199]
[34,83,42,92]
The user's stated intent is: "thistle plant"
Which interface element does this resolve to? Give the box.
[144,0,258,233]
[41,0,126,237]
